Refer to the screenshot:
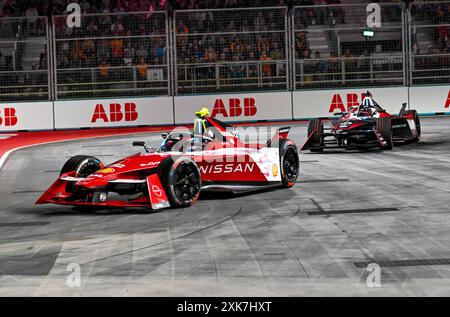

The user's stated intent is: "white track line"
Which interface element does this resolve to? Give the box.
[0,132,160,171]
[0,134,17,140]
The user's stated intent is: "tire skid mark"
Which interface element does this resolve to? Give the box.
[80,207,242,266]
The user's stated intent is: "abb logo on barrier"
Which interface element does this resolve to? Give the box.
[91,103,138,123]
[0,107,18,126]
[445,90,450,109]
[328,93,371,113]
[211,98,257,118]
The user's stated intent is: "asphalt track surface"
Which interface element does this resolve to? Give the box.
[0,117,449,296]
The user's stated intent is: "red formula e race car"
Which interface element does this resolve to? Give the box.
[301,92,421,152]
[36,108,299,210]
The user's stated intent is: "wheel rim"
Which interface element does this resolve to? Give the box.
[173,162,200,202]
[283,147,299,182]
[77,161,102,177]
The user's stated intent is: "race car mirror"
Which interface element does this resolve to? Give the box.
[132,141,152,153]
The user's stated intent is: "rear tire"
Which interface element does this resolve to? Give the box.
[307,119,324,153]
[280,139,299,188]
[158,157,201,208]
[377,118,393,150]
[60,155,104,177]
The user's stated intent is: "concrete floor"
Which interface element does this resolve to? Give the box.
[0,117,449,296]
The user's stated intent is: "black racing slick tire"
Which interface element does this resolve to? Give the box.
[280,139,300,188]
[60,155,104,177]
[377,118,393,151]
[307,119,324,152]
[158,157,201,208]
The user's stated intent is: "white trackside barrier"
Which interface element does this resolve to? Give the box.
[53,97,174,129]
[409,85,450,115]
[0,86,449,132]
[0,102,54,131]
[173,92,293,124]
[292,87,409,119]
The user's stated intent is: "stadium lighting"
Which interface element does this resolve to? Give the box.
[363,29,374,38]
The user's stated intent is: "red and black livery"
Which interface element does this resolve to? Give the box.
[301,92,421,152]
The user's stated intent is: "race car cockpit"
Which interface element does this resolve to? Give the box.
[159,107,217,152]
[343,93,386,119]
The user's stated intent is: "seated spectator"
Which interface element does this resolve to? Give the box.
[136,57,148,82]
[176,20,189,34]
[270,41,283,60]
[259,51,272,77]
[192,44,203,61]
[98,59,110,81]
[230,55,244,79]
[86,19,99,37]
[204,46,217,63]
[0,52,6,71]
[136,45,148,62]
[315,51,327,73]
[156,40,166,64]
[425,45,439,70]
[123,41,135,66]
[25,4,39,36]
[97,39,111,63]
[357,49,370,79]
[82,39,96,67]
[327,51,340,81]
[111,38,124,66]
[343,49,356,78]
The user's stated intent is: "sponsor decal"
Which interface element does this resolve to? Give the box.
[0,107,18,126]
[87,174,103,178]
[339,121,353,128]
[140,161,160,167]
[199,163,255,174]
[152,185,163,197]
[112,163,125,169]
[99,168,115,174]
[445,90,450,109]
[211,98,257,118]
[392,123,408,129]
[272,164,278,177]
[328,93,370,113]
[91,103,138,123]
[99,192,108,202]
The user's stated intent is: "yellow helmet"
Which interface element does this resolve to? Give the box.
[195,107,210,118]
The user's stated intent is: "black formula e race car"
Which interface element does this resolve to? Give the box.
[301,92,421,152]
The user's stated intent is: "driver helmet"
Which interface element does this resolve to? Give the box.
[194,107,210,136]
[359,105,372,117]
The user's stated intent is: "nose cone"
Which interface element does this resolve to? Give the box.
[75,167,116,188]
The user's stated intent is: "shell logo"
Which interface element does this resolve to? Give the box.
[99,168,115,174]
[272,164,278,177]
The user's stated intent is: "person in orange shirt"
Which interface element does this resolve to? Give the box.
[259,51,272,77]
[136,57,148,88]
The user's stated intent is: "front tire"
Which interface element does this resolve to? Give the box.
[60,155,104,177]
[279,139,300,188]
[158,157,201,208]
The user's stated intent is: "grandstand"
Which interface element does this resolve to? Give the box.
[0,0,448,101]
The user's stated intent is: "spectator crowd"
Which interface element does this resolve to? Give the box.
[0,0,449,98]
